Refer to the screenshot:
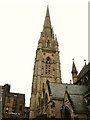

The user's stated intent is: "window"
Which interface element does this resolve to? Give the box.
[43,83,44,89]
[12,107,15,113]
[5,107,9,113]
[13,96,17,106]
[19,105,22,111]
[45,93,48,107]
[46,57,51,75]
[51,102,55,108]
[47,40,50,48]
[41,66,44,75]
[7,96,11,103]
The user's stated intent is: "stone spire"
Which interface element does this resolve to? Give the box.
[72,59,78,74]
[41,5,54,38]
[71,59,78,84]
[30,6,62,119]
[43,5,51,28]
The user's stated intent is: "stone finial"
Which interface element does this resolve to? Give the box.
[84,59,86,65]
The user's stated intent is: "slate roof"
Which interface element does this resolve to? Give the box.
[78,62,90,80]
[48,82,89,113]
[49,83,88,99]
[69,94,87,113]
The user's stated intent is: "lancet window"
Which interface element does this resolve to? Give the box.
[46,57,51,75]
[47,40,50,48]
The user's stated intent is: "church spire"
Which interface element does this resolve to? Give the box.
[71,59,78,84]
[43,5,51,28]
[41,5,54,39]
[30,6,62,118]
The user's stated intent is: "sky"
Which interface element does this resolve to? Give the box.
[0,0,89,107]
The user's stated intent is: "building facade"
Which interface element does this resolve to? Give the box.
[88,1,90,63]
[29,6,90,120]
[30,6,62,118]
[24,107,30,118]
[2,84,25,119]
[32,62,90,120]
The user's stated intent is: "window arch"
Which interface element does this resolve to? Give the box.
[47,40,50,48]
[46,57,51,75]
[45,93,48,107]
[63,107,71,120]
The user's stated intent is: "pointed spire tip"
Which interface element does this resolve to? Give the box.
[47,3,49,8]
[43,5,51,28]
[72,58,78,74]
[72,58,74,62]
[46,4,50,17]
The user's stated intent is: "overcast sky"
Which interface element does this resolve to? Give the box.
[0,0,89,106]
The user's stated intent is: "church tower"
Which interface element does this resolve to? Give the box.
[29,6,62,118]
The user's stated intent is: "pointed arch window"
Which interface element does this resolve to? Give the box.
[47,40,50,48]
[46,57,51,75]
[45,93,48,107]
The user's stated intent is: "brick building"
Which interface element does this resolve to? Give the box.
[2,84,25,119]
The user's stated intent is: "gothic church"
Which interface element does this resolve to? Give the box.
[29,6,90,120]
[30,6,61,118]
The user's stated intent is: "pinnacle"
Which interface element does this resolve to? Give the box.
[72,59,78,74]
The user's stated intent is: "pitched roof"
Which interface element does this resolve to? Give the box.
[48,82,88,113]
[78,62,90,80]
[69,94,87,113]
[49,82,88,100]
